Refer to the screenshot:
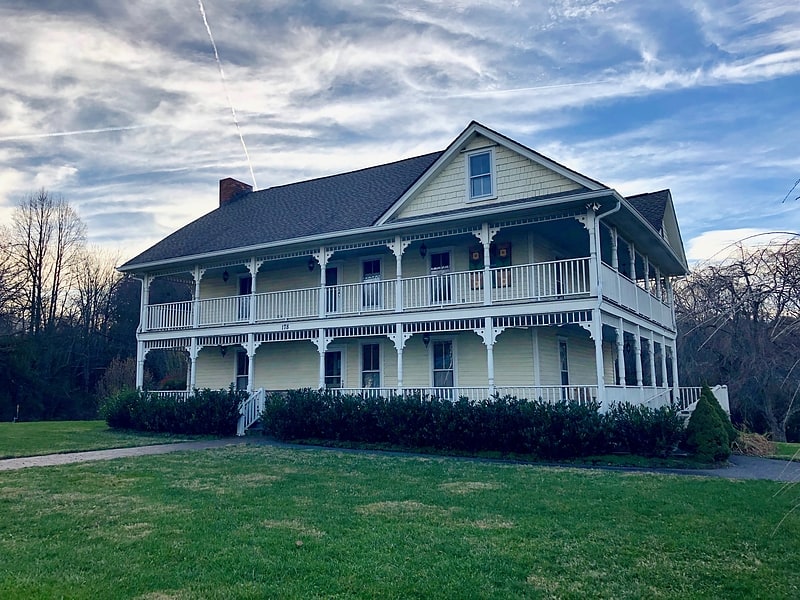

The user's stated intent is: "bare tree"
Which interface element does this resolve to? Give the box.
[10,189,86,333]
[0,226,23,331]
[675,238,800,440]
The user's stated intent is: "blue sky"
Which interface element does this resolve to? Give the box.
[1,0,798,265]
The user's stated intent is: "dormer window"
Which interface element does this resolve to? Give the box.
[468,149,494,200]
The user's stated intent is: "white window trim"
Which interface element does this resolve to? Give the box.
[465,148,497,202]
[427,246,455,274]
[428,336,457,388]
[360,255,383,280]
[325,345,347,389]
[360,340,383,389]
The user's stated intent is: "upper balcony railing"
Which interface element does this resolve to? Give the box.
[144,257,671,332]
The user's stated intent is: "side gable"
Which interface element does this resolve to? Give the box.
[627,189,687,269]
[377,121,607,224]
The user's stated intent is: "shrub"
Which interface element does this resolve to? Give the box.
[702,384,737,444]
[683,394,731,462]
[102,387,246,436]
[607,403,684,458]
[260,391,681,460]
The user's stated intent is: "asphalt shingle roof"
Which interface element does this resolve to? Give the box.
[626,189,669,233]
[121,151,443,268]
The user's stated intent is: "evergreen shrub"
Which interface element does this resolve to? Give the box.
[683,394,731,462]
[101,387,246,435]
[260,390,684,460]
[702,384,737,444]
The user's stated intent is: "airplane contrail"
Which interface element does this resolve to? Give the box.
[0,124,146,142]
[197,0,258,189]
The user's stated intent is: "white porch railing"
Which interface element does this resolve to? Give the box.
[677,385,730,414]
[328,385,598,404]
[143,258,661,331]
[601,264,673,327]
[147,390,193,401]
[237,388,266,436]
[255,287,318,321]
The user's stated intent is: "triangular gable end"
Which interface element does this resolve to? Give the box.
[376,121,607,225]
[660,192,688,269]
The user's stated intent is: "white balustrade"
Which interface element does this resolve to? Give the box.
[143,258,673,331]
[146,301,193,331]
[255,287,318,321]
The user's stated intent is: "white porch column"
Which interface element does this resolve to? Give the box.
[670,342,680,394]
[314,329,332,389]
[616,319,626,387]
[480,223,493,306]
[660,337,669,388]
[610,227,619,270]
[647,336,656,387]
[655,267,662,301]
[591,310,606,410]
[248,258,259,324]
[314,247,333,318]
[391,236,409,313]
[188,338,199,390]
[584,208,599,296]
[192,267,202,329]
[634,327,643,387]
[643,256,650,293]
[391,323,412,394]
[629,243,637,281]
[139,275,151,333]
[246,333,256,393]
[475,317,502,397]
[136,341,146,389]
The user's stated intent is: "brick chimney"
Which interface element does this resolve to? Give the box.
[219,178,253,206]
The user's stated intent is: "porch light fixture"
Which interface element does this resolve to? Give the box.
[220,346,228,357]
[222,270,229,283]
[422,332,431,348]
[419,243,428,258]
[307,256,316,271]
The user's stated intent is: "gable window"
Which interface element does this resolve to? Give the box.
[468,150,494,200]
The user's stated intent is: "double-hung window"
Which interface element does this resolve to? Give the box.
[468,150,493,200]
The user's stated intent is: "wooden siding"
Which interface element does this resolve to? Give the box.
[195,348,233,389]
[396,138,584,220]
[494,328,535,384]
[254,341,319,390]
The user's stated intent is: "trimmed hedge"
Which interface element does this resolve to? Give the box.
[101,387,246,436]
[259,390,685,460]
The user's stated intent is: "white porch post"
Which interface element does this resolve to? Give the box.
[611,227,621,300]
[655,267,662,301]
[481,223,492,306]
[314,329,332,389]
[647,336,656,387]
[139,275,151,333]
[246,333,256,393]
[634,327,643,387]
[616,319,626,387]
[136,341,146,389]
[248,258,259,324]
[391,323,411,394]
[643,256,650,293]
[660,337,669,388]
[192,267,202,329]
[314,247,332,318]
[391,236,408,313]
[629,243,637,281]
[670,341,680,394]
[188,338,198,390]
[592,310,606,410]
[585,208,599,296]
[475,318,501,397]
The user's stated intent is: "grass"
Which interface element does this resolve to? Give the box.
[773,442,800,461]
[0,421,201,459]
[1,444,798,599]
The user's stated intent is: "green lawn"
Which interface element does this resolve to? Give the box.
[0,421,199,459]
[773,442,800,461]
[0,445,798,599]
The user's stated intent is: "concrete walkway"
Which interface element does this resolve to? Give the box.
[2,438,800,482]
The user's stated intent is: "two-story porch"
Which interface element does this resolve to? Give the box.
[134,201,681,410]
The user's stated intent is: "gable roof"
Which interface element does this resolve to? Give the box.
[121,151,442,269]
[626,189,668,232]
[376,121,607,225]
